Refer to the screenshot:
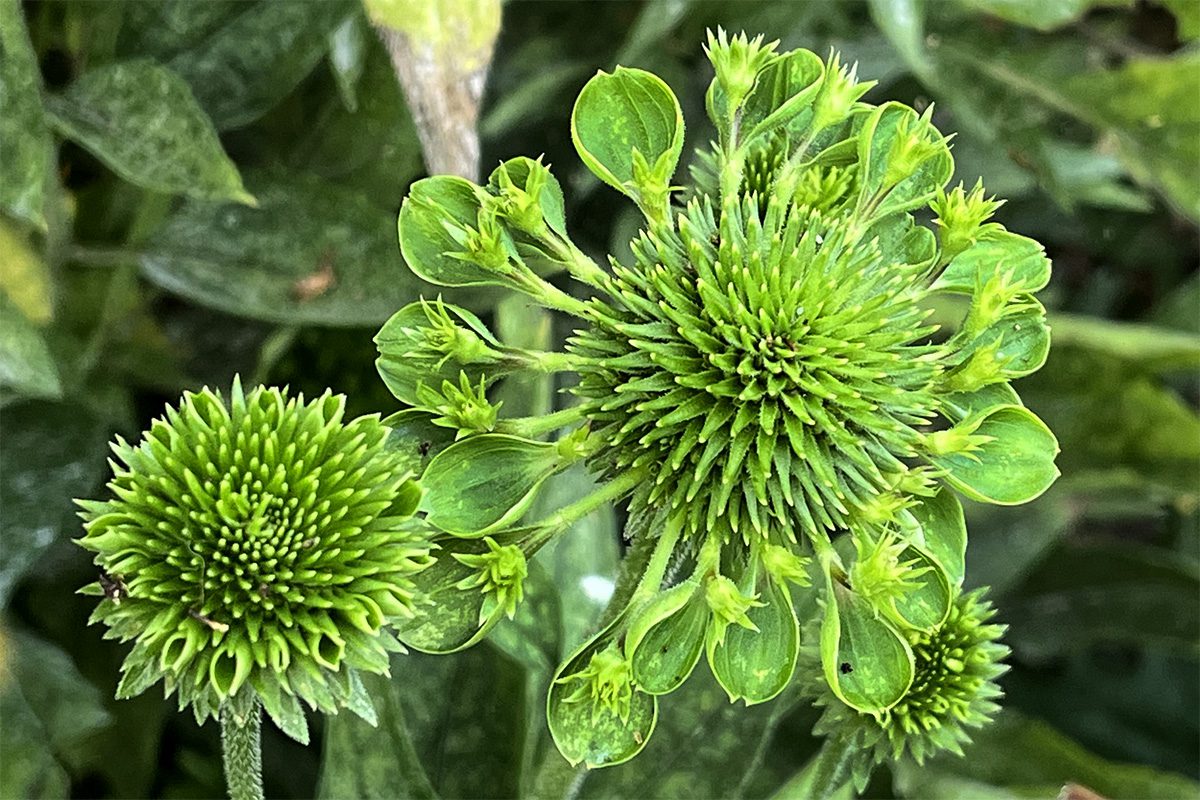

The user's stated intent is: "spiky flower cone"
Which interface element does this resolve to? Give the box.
[77,379,431,740]
[377,29,1058,771]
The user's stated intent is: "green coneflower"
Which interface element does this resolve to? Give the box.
[806,588,1010,783]
[375,29,1058,772]
[77,379,431,746]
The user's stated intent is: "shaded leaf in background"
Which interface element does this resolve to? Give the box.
[316,671,436,800]
[0,220,53,323]
[141,172,423,326]
[1002,541,1200,659]
[396,647,528,799]
[0,402,110,606]
[45,60,251,203]
[958,0,1130,32]
[166,0,352,130]
[0,0,51,229]
[578,670,804,800]
[0,294,60,400]
[0,627,112,798]
[894,710,1200,799]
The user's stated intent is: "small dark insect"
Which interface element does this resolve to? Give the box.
[840,662,853,674]
[292,248,337,302]
[417,441,433,457]
[257,582,271,599]
[99,571,127,604]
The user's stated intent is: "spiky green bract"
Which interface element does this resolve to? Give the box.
[77,380,431,737]
[806,589,1009,782]
[572,191,942,546]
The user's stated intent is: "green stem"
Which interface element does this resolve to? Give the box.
[543,469,644,537]
[501,405,589,438]
[221,700,264,800]
[631,514,683,601]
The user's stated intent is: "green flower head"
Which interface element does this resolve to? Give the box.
[76,379,431,740]
[378,31,1058,769]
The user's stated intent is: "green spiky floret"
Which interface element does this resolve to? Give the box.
[807,589,1009,772]
[570,185,943,547]
[76,379,432,735]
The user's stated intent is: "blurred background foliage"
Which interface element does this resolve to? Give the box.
[1,0,1197,798]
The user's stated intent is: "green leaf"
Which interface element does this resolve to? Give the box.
[142,172,424,326]
[1062,52,1200,220]
[910,487,967,586]
[45,60,250,203]
[421,434,566,535]
[894,710,1200,800]
[741,49,826,141]
[928,404,1060,505]
[395,536,503,653]
[571,66,684,205]
[398,175,508,289]
[0,627,113,790]
[328,13,367,113]
[166,0,353,130]
[578,667,809,800]
[957,0,1123,31]
[487,156,569,238]
[707,572,800,705]
[0,294,60,400]
[947,303,1051,390]
[548,623,658,768]
[316,671,437,800]
[382,409,459,477]
[857,101,954,217]
[532,466,621,650]
[375,300,506,406]
[820,578,914,713]
[0,219,52,324]
[625,581,707,695]
[1003,541,1200,658]
[0,0,51,229]
[887,546,952,632]
[397,646,528,799]
[941,381,1022,423]
[934,231,1052,295]
[1048,313,1200,373]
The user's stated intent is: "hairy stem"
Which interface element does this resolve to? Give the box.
[221,700,264,800]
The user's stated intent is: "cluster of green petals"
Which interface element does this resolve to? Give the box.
[77,380,431,742]
[376,29,1058,771]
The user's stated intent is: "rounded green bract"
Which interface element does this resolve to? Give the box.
[77,380,430,737]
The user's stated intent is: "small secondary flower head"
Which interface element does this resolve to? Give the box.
[77,379,431,738]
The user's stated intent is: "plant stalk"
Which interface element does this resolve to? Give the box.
[221,699,265,800]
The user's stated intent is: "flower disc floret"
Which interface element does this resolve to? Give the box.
[77,380,431,733]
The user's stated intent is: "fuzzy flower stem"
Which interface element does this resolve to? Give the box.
[221,700,264,800]
[502,405,590,438]
[806,737,856,800]
[539,469,646,539]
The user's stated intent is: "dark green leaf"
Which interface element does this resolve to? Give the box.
[167,0,353,130]
[0,402,109,607]
[46,60,250,202]
[316,671,437,800]
[141,172,422,326]
[0,0,51,229]
[0,294,60,399]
